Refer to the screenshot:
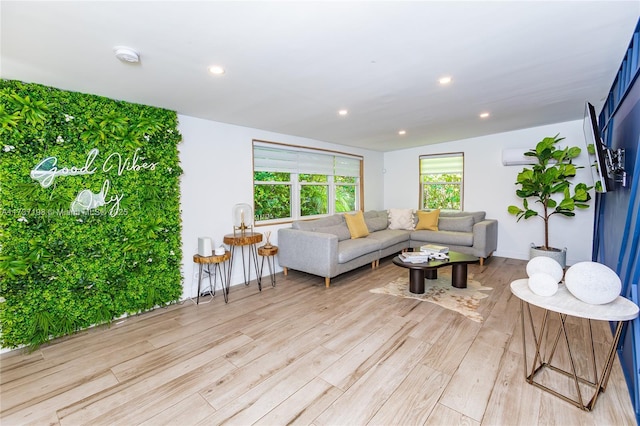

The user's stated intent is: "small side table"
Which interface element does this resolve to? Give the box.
[192,251,231,304]
[258,245,278,290]
[511,278,638,411]
[223,232,262,287]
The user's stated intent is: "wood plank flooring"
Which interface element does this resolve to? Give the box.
[1,256,636,425]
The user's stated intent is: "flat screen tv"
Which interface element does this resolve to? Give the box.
[583,102,612,192]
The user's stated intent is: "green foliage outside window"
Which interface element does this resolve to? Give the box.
[335,185,356,212]
[335,176,356,183]
[421,173,462,210]
[254,172,291,221]
[0,80,183,349]
[299,174,328,216]
[254,172,357,220]
[301,185,328,216]
[299,174,327,183]
[335,175,357,212]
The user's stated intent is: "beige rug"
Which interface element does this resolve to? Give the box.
[370,273,493,323]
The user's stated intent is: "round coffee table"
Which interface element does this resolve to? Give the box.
[392,251,479,294]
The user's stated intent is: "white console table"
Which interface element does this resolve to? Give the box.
[510,278,639,411]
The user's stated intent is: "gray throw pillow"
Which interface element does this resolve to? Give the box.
[438,216,474,232]
[364,211,388,232]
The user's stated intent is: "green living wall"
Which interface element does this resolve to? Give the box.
[0,80,183,349]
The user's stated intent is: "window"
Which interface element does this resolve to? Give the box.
[253,141,362,224]
[419,152,464,210]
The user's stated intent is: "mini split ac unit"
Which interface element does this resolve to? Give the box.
[501,148,535,166]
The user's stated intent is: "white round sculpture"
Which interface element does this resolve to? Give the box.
[526,256,564,283]
[564,261,621,305]
[528,272,559,297]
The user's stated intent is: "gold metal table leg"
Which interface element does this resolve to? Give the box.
[519,300,625,411]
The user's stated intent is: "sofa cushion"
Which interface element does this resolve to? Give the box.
[291,215,351,240]
[344,211,369,239]
[439,210,486,224]
[438,216,474,232]
[366,229,412,247]
[318,224,351,241]
[364,210,388,232]
[388,208,415,230]
[293,214,344,231]
[411,229,474,246]
[337,238,381,263]
[416,209,440,230]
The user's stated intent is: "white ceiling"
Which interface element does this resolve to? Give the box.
[1,1,638,152]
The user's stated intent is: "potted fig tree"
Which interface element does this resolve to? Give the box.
[507,134,593,267]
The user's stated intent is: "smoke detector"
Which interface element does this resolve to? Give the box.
[114,46,140,63]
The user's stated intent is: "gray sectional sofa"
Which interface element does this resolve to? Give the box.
[277,210,498,287]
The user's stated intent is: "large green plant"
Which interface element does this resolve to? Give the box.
[0,80,183,349]
[507,134,592,250]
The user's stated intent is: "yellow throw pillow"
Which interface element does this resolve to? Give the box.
[344,211,370,239]
[416,209,440,231]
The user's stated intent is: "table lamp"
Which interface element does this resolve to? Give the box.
[233,203,253,236]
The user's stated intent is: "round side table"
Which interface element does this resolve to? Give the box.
[511,278,638,411]
[223,232,263,288]
[192,251,231,304]
[258,245,278,290]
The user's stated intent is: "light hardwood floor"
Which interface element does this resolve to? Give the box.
[1,256,636,425]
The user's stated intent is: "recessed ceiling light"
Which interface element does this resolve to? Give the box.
[208,65,225,75]
[398,130,406,135]
[438,76,452,85]
[114,46,140,63]
[338,109,348,116]
[479,112,490,118]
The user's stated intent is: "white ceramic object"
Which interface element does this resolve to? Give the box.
[564,261,621,305]
[198,237,213,256]
[526,256,564,283]
[528,273,559,297]
[511,279,639,321]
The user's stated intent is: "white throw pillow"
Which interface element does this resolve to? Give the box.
[388,208,415,230]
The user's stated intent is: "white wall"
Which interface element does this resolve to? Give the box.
[178,115,597,300]
[383,120,596,265]
[178,115,384,299]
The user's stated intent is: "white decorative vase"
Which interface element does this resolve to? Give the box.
[529,244,566,269]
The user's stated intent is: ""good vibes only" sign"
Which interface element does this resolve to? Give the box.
[30,148,158,217]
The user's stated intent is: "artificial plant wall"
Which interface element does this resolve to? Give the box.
[0,80,183,349]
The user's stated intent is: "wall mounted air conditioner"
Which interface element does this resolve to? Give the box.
[501,148,535,166]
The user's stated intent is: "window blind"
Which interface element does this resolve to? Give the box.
[334,156,360,177]
[420,153,464,175]
[254,143,361,177]
[253,146,298,173]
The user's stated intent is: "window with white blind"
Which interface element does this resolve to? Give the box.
[253,140,363,223]
[419,152,464,210]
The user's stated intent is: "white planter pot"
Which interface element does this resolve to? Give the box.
[529,244,567,269]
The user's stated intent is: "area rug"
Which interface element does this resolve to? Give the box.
[370,273,493,323]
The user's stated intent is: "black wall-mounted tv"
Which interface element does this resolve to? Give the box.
[583,102,612,192]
